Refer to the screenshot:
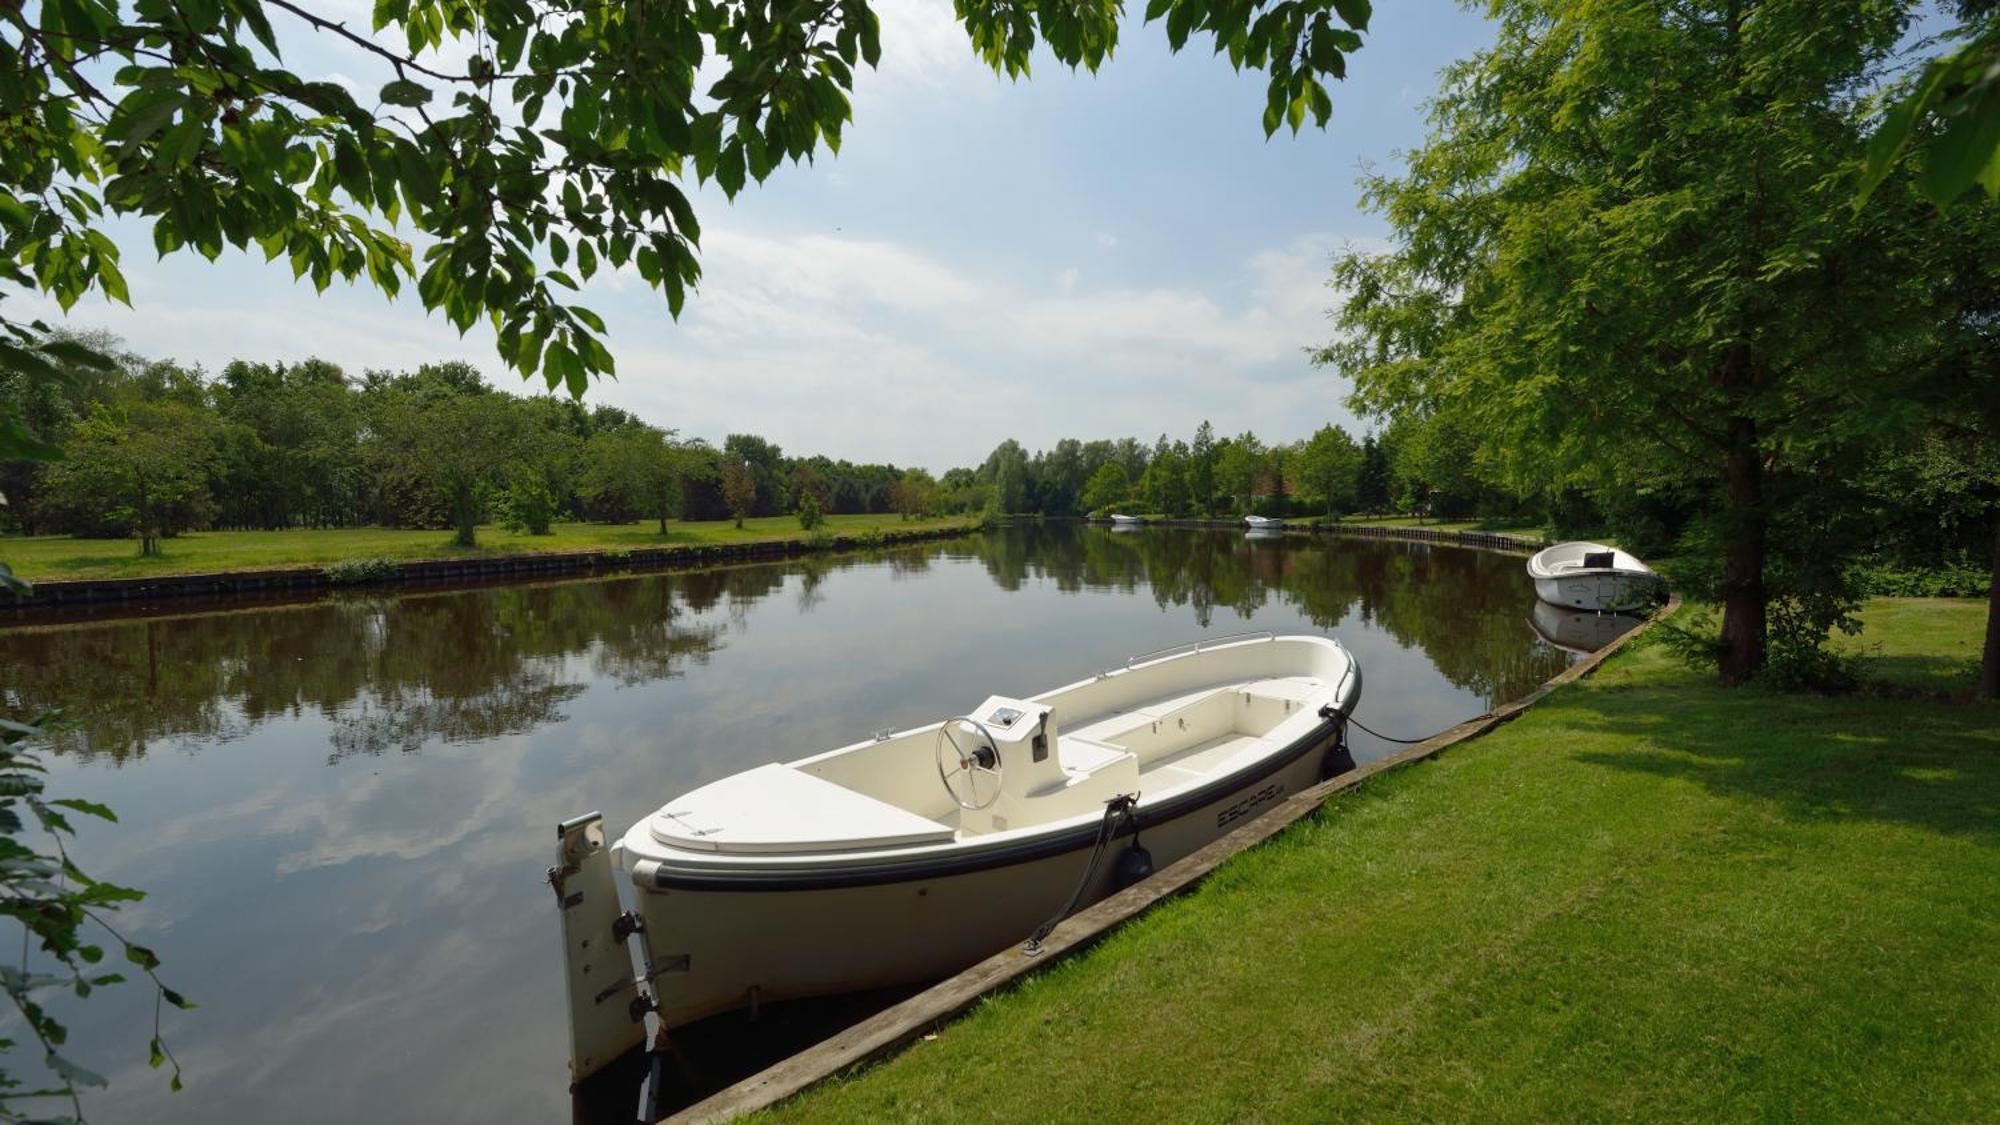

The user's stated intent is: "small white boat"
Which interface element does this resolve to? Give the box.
[1526,541,1657,611]
[1528,600,1646,655]
[552,633,1361,1082]
[1108,513,1145,525]
[1242,514,1286,529]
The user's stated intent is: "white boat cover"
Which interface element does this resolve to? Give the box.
[650,763,956,854]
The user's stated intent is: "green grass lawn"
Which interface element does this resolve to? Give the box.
[768,599,2000,1122]
[0,514,976,581]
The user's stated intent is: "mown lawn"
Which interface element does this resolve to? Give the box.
[0,514,976,581]
[768,599,2000,1122]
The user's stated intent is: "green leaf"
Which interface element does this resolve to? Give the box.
[379,79,433,108]
[37,338,116,370]
[717,141,746,197]
[46,1050,108,1089]
[1918,87,2000,204]
[51,798,116,823]
[1859,56,1951,205]
[1332,0,1370,31]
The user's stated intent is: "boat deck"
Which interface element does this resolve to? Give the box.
[1063,674,1328,794]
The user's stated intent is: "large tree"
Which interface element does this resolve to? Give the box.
[1295,422,1360,518]
[580,424,685,532]
[374,387,526,545]
[1319,0,1925,685]
[46,399,219,553]
[0,0,1374,393]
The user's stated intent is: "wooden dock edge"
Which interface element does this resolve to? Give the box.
[669,594,1683,1123]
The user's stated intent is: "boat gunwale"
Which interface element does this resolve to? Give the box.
[1525,541,1655,581]
[641,689,1355,893]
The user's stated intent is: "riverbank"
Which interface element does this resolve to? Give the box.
[763,598,2000,1121]
[1085,513,1553,546]
[0,515,977,608]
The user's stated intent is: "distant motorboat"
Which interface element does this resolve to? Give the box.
[1528,600,1646,654]
[1108,513,1145,526]
[1243,515,1286,529]
[1526,541,1658,611]
[552,633,1361,1082]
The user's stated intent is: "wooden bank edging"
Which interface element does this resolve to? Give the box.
[0,523,977,613]
[668,594,1681,1123]
[1312,523,1547,554]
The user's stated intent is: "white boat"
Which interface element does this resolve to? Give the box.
[1108,513,1145,525]
[1526,541,1657,611]
[552,632,1361,1082]
[1243,514,1286,529]
[1528,600,1646,655]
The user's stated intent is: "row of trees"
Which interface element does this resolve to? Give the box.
[5,340,1494,545]
[951,422,1402,520]
[0,340,953,548]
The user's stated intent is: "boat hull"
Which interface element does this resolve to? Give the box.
[1532,572,1651,612]
[631,724,1344,1029]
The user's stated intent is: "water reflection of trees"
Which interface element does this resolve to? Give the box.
[967,526,1566,705]
[0,527,1566,764]
[1,575,727,764]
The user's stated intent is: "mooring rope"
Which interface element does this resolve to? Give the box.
[1022,793,1138,955]
[1345,714,1434,746]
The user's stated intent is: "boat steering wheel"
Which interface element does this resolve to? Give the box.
[934,717,1003,811]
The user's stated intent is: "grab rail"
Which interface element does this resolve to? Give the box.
[1123,629,1276,671]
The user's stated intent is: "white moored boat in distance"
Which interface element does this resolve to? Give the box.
[1108,513,1145,526]
[552,633,1361,1083]
[1526,541,1658,611]
[1243,514,1286,529]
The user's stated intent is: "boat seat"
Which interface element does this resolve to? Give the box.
[649,763,955,854]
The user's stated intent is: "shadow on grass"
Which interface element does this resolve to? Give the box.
[1861,654,1986,699]
[1561,671,2000,846]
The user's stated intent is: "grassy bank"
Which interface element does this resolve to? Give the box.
[769,599,1999,1122]
[0,514,976,582]
[1324,513,1555,542]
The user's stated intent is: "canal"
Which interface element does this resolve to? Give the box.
[0,524,1614,1122]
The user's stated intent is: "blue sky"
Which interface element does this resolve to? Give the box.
[29,0,1495,471]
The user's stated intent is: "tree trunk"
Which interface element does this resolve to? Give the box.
[1718,414,1767,686]
[1981,505,1999,700]
[453,486,477,547]
[658,514,668,535]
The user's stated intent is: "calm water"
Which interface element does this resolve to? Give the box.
[0,525,1593,1122]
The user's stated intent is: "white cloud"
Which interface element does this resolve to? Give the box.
[1094,230,1118,248]
[27,220,1361,467]
[866,0,978,89]
[590,224,1359,465]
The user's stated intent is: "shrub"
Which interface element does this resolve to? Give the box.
[1853,561,1989,599]
[325,557,399,586]
[796,492,824,531]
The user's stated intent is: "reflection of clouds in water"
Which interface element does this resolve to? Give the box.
[271,740,535,875]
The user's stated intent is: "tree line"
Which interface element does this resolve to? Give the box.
[0,339,961,550]
[3,336,1454,546]
[955,422,1398,520]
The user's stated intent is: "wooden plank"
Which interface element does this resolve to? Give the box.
[669,595,1679,1123]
